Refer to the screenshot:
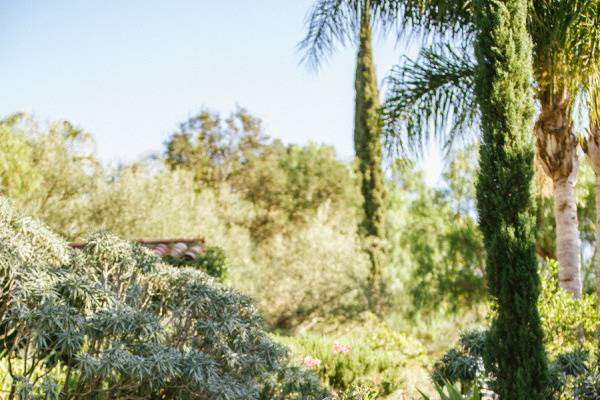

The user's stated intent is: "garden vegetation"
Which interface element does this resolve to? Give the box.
[2,0,600,398]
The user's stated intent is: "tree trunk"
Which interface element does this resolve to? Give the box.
[585,124,600,305]
[535,91,581,298]
[354,3,386,291]
[553,174,581,297]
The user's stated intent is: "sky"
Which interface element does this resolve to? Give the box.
[1,0,442,182]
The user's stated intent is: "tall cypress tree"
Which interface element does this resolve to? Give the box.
[354,3,386,287]
[473,0,549,398]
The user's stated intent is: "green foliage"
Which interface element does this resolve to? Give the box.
[431,330,486,392]
[419,380,482,400]
[337,385,379,400]
[165,109,358,242]
[165,107,269,188]
[473,0,549,398]
[193,245,227,281]
[383,43,477,155]
[166,245,228,282]
[354,5,386,287]
[538,259,600,354]
[277,333,404,395]
[386,147,486,314]
[237,142,358,242]
[252,205,369,328]
[546,348,600,399]
[0,118,42,202]
[276,318,433,398]
[0,114,100,239]
[0,199,330,399]
[433,264,600,398]
[0,112,366,332]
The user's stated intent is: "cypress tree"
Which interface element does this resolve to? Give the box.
[354,2,386,288]
[473,0,549,398]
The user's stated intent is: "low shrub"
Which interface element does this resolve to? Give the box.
[431,330,487,393]
[429,260,600,399]
[0,199,329,399]
[538,259,600,354]
[252,204,370,329]
[336,385,380,399]
[275,321,427,396]
[419,380,483,400]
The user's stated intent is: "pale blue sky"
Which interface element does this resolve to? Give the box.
[1,0,441,180]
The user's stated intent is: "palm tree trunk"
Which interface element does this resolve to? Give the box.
[553,173,581,297]
[535,92,582,298]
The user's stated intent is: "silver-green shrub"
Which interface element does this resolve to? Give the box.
[0,198,329,399]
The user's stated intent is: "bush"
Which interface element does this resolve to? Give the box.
[386,150,486,316]
[538,259,600,354]
[275,320,427,396]
[545,348,600,399]
[0,199,329,399]
[165,245,228,282]
[419,380,483,400]
[251,204,370,329]
[429,261,600,399]
[431,330,486,393]
[0,114,368,332]
[336,385,379,399]
[194,245,228,279]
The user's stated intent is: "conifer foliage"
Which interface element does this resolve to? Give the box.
[0,199,328,399]
[300,0,388,290]
[473,0,549,398]
[354,2,386,286]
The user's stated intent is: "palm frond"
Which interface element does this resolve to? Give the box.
[398,0,475,40]
[298,0,358,70]
[382,42,477,157]
[531,0,600,96]
[298,0,475,69]
[585,83,600,128]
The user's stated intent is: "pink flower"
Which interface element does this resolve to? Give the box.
[333,342,352,354]
[302,356,321,367]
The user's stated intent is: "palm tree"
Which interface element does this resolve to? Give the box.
[299,0,391,291]
[384,0,600,298]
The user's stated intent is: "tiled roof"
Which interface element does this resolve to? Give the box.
[69,239,205,260]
